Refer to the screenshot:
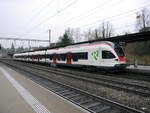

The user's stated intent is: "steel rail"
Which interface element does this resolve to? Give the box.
[10,60,150,97]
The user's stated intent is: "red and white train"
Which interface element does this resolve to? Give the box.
[13,41,127,70]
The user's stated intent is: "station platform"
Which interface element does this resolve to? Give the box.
[0,63,89,113]
[127,65,150,71]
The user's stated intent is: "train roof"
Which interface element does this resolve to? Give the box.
[46,42,113,54]
[15,41,114,55]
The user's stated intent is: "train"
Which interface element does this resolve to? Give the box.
[13,41,127,70]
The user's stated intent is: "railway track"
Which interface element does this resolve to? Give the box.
[15,60,150,82]
[0,59,145,113]
[103,71,150,82]
[6,60,150,97]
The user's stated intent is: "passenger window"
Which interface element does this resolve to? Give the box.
[72,52,88,61]
[102,51,115,59]
[60,54,66,61]
[72,53,78,61]
[50,55,53,60]
[57,55,62,61]
[54,54,66,61]
[46,54,53,60]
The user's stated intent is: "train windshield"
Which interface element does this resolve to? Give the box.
[115,47,125,57]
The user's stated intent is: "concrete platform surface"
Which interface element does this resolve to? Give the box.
[0,63,89,113]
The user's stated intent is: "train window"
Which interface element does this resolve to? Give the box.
[102,51,116,59]
[46,54,53,60]
[41,55,45,58]
[72,53,78,61]
[50,55,53,60]
[57,55,61,61]
[60,54,66,61]
[114,47,125,57]
[39,55,44,59]
[73,52,88,61]
[81,52,88,60]
[45,54,49,58]
[114,43,125,57]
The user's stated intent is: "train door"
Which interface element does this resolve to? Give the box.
[53,54,57,63]
[66,53,72,64]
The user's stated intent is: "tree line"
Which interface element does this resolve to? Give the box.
[55,21,114,46]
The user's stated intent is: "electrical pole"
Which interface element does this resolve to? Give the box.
[49,29,51,47]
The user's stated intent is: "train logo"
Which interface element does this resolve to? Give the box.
[91,50,99,60]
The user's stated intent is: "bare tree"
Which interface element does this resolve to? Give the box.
[84,29,95,41]
[136,9,150,32]
[65,28,74,39]
[73,28,81,43]
[94,21,114,39]
[94,29,99,40]
[83,21,114,41]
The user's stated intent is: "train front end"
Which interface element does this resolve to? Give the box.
[113,43,127,70]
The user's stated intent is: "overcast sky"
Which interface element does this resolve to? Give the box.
[0,0,150,48]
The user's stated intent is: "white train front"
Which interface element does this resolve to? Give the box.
[13,41,127,70]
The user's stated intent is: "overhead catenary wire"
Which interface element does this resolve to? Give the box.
[74,4,150,29]
[20,0,79,38]
[112,23,138,36]
[65,0,122,24]
[76,12,137,30]
[26,0,55,25]
[19,0,122,40]
[18,0,55,37]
